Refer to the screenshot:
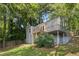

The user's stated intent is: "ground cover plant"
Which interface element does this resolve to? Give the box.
[35,33,55,48]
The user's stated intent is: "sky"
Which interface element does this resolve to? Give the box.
[42,12,49,22]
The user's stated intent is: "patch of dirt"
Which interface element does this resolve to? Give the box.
[66,52,79,56]
[19,44,32,48]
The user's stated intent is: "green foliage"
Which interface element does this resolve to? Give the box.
[70,47,79,53]
[35,33,54,48]
[0,4,49,48]
[55,46,68,56]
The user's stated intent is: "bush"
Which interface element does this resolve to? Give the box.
[35,33,54,48]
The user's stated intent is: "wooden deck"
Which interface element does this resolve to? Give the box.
[32,17,66,33]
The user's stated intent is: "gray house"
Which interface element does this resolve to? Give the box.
[26,17,71,46]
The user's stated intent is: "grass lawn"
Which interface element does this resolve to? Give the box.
[0,44,57,56]
[0,44,79,56]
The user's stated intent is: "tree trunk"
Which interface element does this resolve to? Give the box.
[3,15,6,48]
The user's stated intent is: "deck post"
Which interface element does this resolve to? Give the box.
[36,33,38,38]
[57,31,60,46]
[63,33,65,44]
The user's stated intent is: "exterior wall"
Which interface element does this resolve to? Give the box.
[26,26,33,44]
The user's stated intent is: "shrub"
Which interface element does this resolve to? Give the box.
[35,33,55,48]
